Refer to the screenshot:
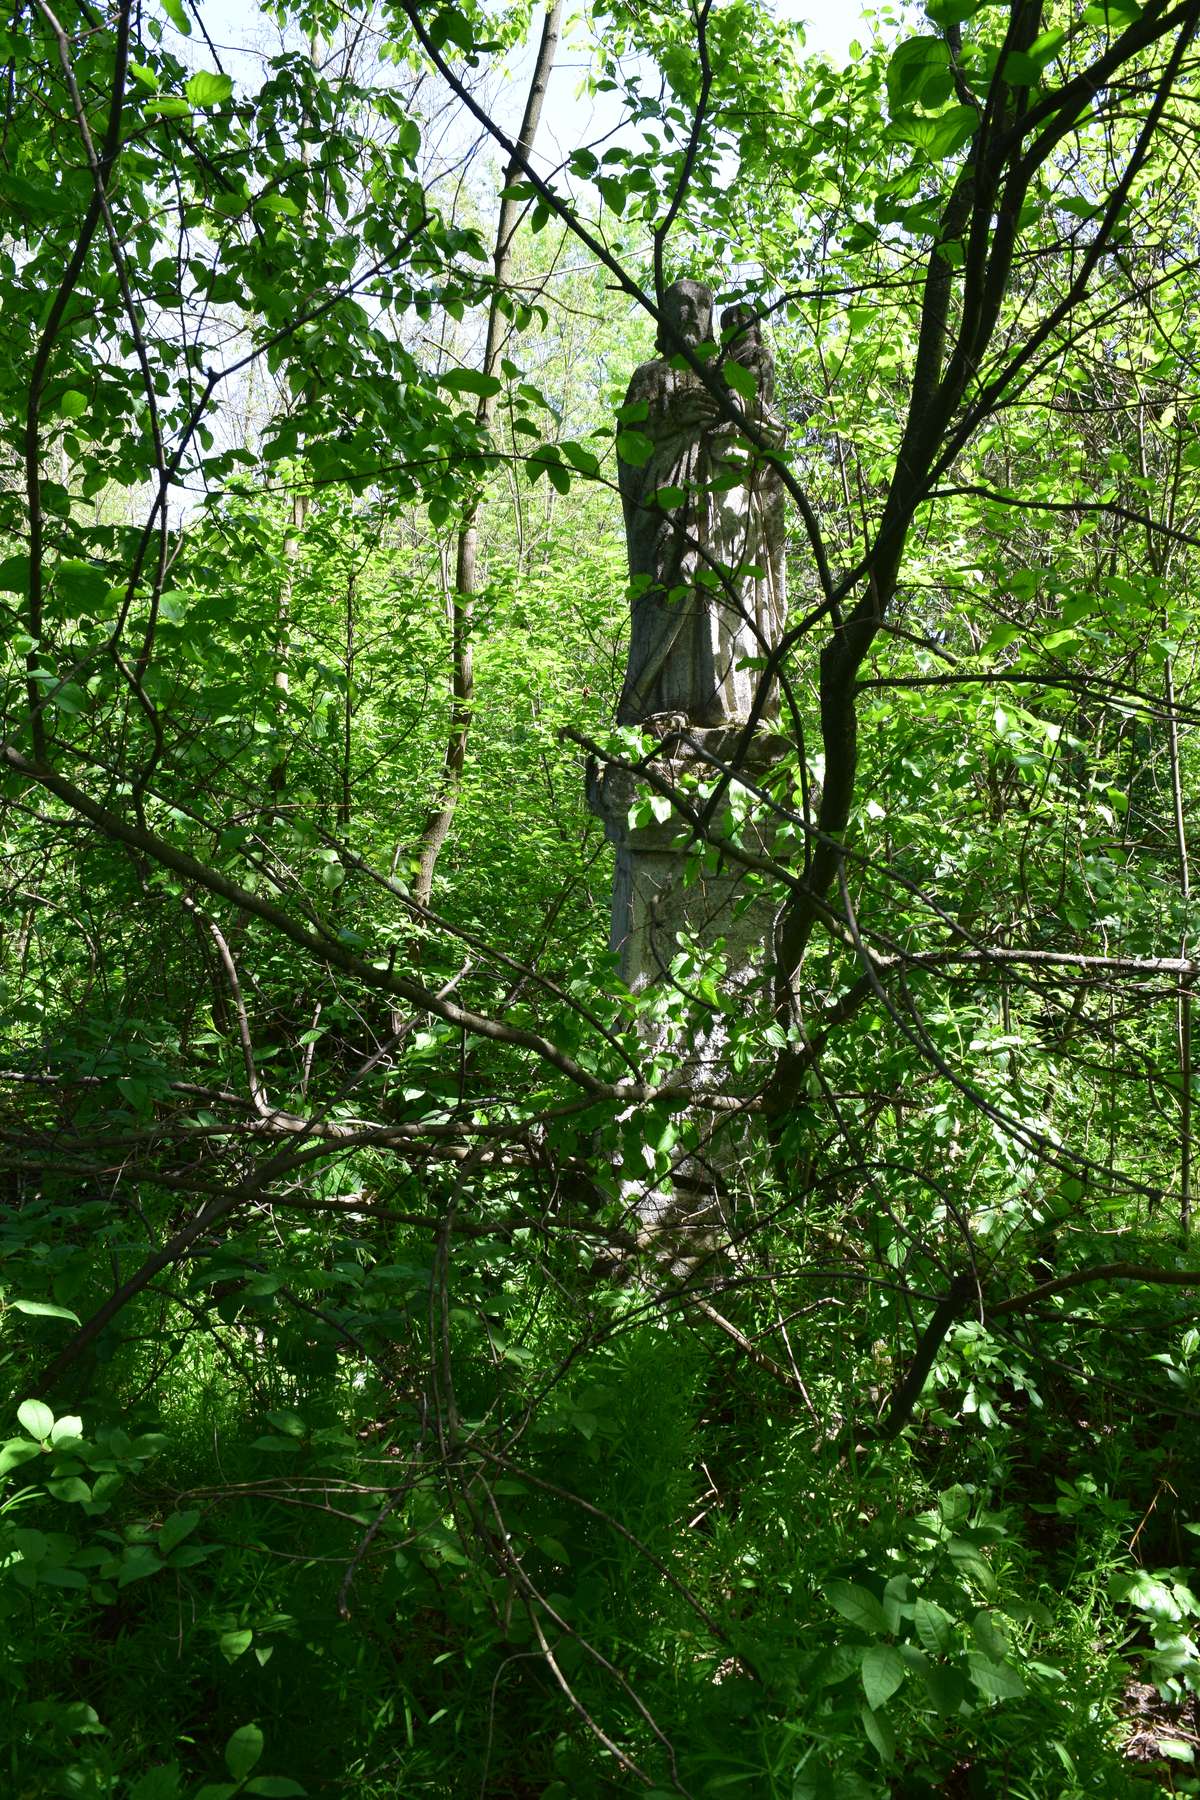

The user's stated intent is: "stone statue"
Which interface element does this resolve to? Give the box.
[616,282,787,728]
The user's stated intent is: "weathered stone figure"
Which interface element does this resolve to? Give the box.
[591,285,790,1253]
[616,282,787,727]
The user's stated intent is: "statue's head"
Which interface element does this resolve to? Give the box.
[721,303,761,357]
[656,278,714,354]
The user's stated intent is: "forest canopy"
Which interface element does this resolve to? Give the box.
[4,0,1200,1794]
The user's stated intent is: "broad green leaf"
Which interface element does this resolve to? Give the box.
[971,1611,1009,1662]
[927,0,989,20]
[245,1782,307,1797]
[219,1628,253,1663]
[861,1644,906,1709]
[159,1509,201,1553]
[12,1299,81,1324]
[59,390,87,418]
[914,1598,955,1655]
[46,1477,91,1503]
[160,0,191,33]
[17,1399,54,1440]
[0,1438,43,1475]
[263,1411,306,1438]
[923,1661,970,1714]
[948,1539,995,1595]
[429,8,473,51]
[186,71,232,106]
[51,684,88,716]
[722,357,758,404]
[861,1700,895,1763]
[886,36,951,114]
[0,554,29,591]
[967,1654,1025,1700]
[826,1580,888,1634]
[561,440,599,477]
[1000,51,1041,87]
[616,430,654,468]
[440,368,502,399]
[225,1724,265,1781]
[118,1548,165,1586]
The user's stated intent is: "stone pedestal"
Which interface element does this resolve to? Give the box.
[587,727,787,1245]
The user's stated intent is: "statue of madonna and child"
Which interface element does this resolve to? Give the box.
[615,278,788,731]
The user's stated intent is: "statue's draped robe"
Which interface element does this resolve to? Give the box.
[617,360,787,727]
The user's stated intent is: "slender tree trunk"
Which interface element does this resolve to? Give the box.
[412,0,563,908]
[1165,651,1192,1239]
[269,488,307,816]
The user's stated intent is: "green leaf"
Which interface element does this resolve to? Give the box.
[263,1411,306,1438]
[948,1538,994,1594]
[52,683,88,716]
[826,1580,888,1634]
[186,71,233,106]
[12,1298,81,1324]
[967,1653,1025,1700]
[245,1782,307,1797]
[50,1415,83,1445]
[913,1598,956,1655]
[861,1644,906,1709]
[722,357,757,404]
[923,1661,969,1714]
[47,1476,91,1503]
[59,390,88,418]
[159,1509,201,1554]
[17,1399,54,1440]
[886,36,951,114]
[143,97,193,118]
[0,554,29,592]
[160,0,191,32]
[53,560,109,607]
[440,368,502,399]
[971,1611,1009,1662]
[225,1724,265,1781]
[927,0,988,20]
[1000,51,1041,87]
[561,441,599,477]
[616,430,654,468]
[0,1438,43,1475]
[118,1547,165,1586]
[901,106,978,159]
[861,1701,895,1763]
[219,1628,254,1663]
[430,8,473,52]
[596,176,626,215]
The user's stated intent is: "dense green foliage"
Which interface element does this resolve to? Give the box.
[4,0,1200,1795]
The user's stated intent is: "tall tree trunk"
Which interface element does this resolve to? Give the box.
[412,0,563,909]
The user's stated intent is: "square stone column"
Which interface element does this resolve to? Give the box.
[587,727,788,1243]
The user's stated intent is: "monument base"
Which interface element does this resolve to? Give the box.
[587,726,787,1254]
